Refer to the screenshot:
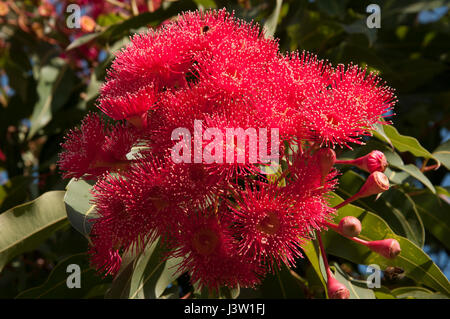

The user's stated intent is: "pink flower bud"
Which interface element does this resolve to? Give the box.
[367,239,401,259]
[333,171,390,209]
[314,148,336,185]
[364,150,388,173]
[336,150,388,173]
[338,216,362,237]
[327,275,350,299]
[356,171,389,198]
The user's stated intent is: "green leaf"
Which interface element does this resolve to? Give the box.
[373,286,396,299]
[301,239,328,297]
[338,171,425,247]
[381,125,438,162]
[15,253,109,299]
[432,139,450,170]
[384,167,409,184]
[322,193,450,296]
[391,286,449,299]
[331,262,376,299]
[0,191,68,272]
[64,178,97,238]
[371,122,393,148]
[28,58,76,139]
[409,190,450,251]
[392,163,436,194]
[106,238,183,299]
[65,32,101,51]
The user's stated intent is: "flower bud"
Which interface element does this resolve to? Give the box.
[314,148,336,185]
[364,150,388,173]
[81,16,96,33]
[336,150,388,173]
[327,275,350,299]
[338,216,362,237]
[356,171,389,198]
[366,239,401,259]
[333,171,390,209]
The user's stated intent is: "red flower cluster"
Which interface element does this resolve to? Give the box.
[58,9,396,292]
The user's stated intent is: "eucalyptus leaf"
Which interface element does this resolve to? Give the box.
[0,191,68,272]
[409,190,450,251]
[106,238,183,299]
[28,58,76,139]
[64,178,97,238]
[432,139,450,170]
[381,125,438,162]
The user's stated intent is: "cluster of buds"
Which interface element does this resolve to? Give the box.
[315,148,400,298]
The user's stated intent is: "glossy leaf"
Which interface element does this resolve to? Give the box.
[28,58,76,139]
[409,190,450,251]
[100,1,198,43]
[381,125,438,162]
[65,33,101,51]
[432,139,450,170]
[106,238,183,299]
[301,239,328,297]
[0,191,68,272]
[64,178,97,238]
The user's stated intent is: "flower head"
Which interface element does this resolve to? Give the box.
[172,210,263,291]
[58,113,136,179]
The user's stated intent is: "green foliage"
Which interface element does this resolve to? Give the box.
[0,191,68,272]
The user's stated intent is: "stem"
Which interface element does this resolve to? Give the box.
[322,221,339,232]
[333,194,359,209]
[316,232,332,279]
[335,159,356,165]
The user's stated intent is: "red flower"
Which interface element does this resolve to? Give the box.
[58,113,136,179]
[98,77,158,125]
[58,8,398,292]
[227,182,320,271]
[171,210,263,291]
[303,64,396,147]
